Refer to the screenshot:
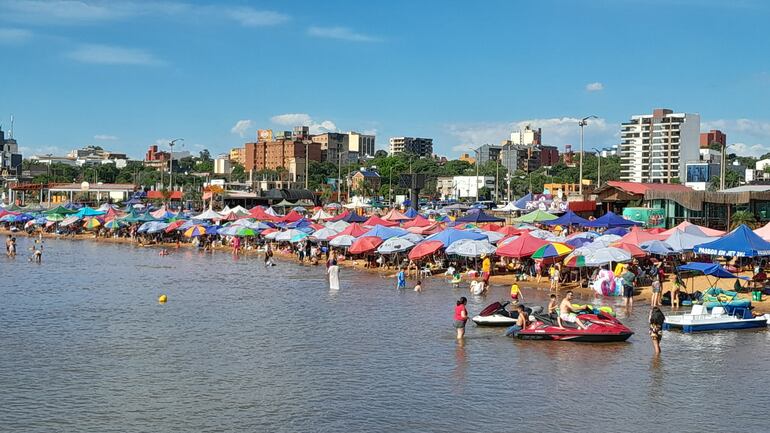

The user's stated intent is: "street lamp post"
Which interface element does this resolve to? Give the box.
[592,147,602,187]
[473,149,481,202]
[578,116,598,196]
[169,138,183,207]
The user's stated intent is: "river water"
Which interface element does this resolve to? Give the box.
[2,236,769,432]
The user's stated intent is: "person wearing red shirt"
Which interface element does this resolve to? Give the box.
[454,297,468,339]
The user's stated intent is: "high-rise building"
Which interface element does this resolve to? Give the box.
[475,144,502,164]
[0,128,21,177]
[312,133,349,164]
[229,147,246,165]
[389,137,433,157]
[700,129,726,149]
[292,126,310,141]
[214,155,233,175]
[348,131,376,159]
[619,108,700,183]
[510,125,541,146]
[243,139,322,183]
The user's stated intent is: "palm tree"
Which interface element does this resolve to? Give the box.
[731,210,756,229]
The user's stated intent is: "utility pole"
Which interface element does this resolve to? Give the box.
[473,149,481,202]
[578,116,597,196]
[169,138,183,205]
[592,148,602,187]
[337,151,342,202]
[720,142,726,190]
[305,141,309,190]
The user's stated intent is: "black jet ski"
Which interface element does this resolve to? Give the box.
[472,301,542,326]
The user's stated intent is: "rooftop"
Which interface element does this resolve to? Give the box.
[605,181,694,196]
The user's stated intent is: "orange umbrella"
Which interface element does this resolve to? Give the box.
[348,236,383,254]
[408,240,444,260]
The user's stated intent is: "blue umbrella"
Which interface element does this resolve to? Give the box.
[425,228,487,248]
[360,225,408,240]
[640,240,675,255]
[566,237,593,248]
[604,227,630,236]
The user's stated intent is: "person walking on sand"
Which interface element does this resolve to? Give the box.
[649,307,665,355]
[454,297,468,339]
[327,259,340,290]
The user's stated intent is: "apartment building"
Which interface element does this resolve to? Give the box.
[311,132,349,164]
[389,137,433,157]
[619,108,700,183]
[348,131,376,159]
[243,139,322,183]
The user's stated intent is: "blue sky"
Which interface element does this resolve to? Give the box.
[2,0,770,159]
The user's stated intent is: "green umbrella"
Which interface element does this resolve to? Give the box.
[236,227,256,237]
[514,209,558,223]
[46,213,66,222]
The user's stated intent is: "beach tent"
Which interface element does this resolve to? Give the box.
[403,208,419,218]
[408,240,444,260]
[514,210,558,223]
[495,232,549,258]
[455,210,505,224]
[543,210,590,227]
[583,211,641,228]
[663,221,725,238]
[332,223,368,239]
[665,229,718,253]
[382,208,412,222]
[403,215,432,228]
[695,224,770,257]
[361,225,408,240]
[446,239,497,258]
[363,215,399,227]
[424,228,487,247]
[619,226,666,245]
[640,240,675,255]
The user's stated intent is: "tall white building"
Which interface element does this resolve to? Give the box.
[389,137,433,157]
[348,131,376,159]
[619,108,700,183]
[509,125,541,145]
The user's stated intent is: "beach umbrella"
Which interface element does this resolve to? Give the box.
[666,229,719,253]
[408,240,444,260]
[640,240,675,256]
[611,241,647,258]
[604,227,630,237]
[360,225,408,240]
[289,231,309,243]
[567,231,600,240]
[382,208,412,222]
[325,220,350,231]
[46,213,66,222]
[144,221,170,234]
[275,228,306,242]
[593,234,622,246]
[665,221,725,238]
[236,227,257,237]
[59,216,81,227]
[217,225,241,236]
[479,230,505,244]
[292,206,307,212]
[618,226,666,245]
[496,232,549,258]
[264,230,281,240]
[83,218,101,229]
[403,208,419,218]
[529,229,560,241]
[497,226,524,237]
[325,203,342,210]
[348,236,383,254]
[403,215,432,228]
[331,222,368,239]
[584,247,632,266]
[311,227,339,241]
[565,237,592,248]
[531,242,573,259]
[311,209,334,221]
[164,220,186,233]
[513,209,558,223]
[446,239,497,258]
[363,215,399,227]
[424,227,487,248]
[376,237,415,254]
[184,225,208,237]
[455,210,505,223]
[399,232,424,244]
[563,254,588,267]
[497,235,520,246]
[329,234,356,247]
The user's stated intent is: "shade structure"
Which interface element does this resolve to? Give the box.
[543,210,590,227]
[363,215,399,227]
[44,205,77,216]
[563,253,588,267]
[382,208,411,222]
[424,228,487,248]
[274,199,295,208]
[311,227,339,241]
[403,215,432,228]
[565,237,593,248]
[220,211,239,222]
[83,218,101,229]
[640,240,675,256]
[217,225,241,236]
[279,210,304,223]
[531,242,573,259]
[454,210,505,224]
[291,206,307,212]
[348,236,384,255]
[611,241,647,258]
[514,210,558,223]
[677,262,746,279]
[496,232,549,258]
[191,208,222,220]
[583,211,641,228]
[103,219,124,230]
[604,227,630,237]
[139,221,170,234]
[332,223,368,239]
[376,237,415,254]
[695,224,770,257]
[408,240,444,260]
[184,225,208,237]
[403,208,419,218]
[618,226,666,245]
[663,221,725,238]
[310,209,334,221]
[446,239,497,258]
[329,234,356,247]
[361,225,408,240]
[584,247,632,266]
[74,207,106,218]
[264,207,280,217]
[497,226,524,237]
[275,228,307,242]
[666,229,718,253]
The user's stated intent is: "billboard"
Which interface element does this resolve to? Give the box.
[257,129,273,141]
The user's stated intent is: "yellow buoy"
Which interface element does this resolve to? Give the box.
[158,294,167,303]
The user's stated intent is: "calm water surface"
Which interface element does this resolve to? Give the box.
[2,237,769,432]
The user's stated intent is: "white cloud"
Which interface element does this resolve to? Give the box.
[585,82,604,92]
[67,44,161,65]
[230,119,254,138]
[94,134,118,140]
[703,118,770,139]
[270,113,338,134]
[362,128,378,136]
[226,7,290,26]
[0,28,32,44]
[0,0,131,23]
[307,26,381,42]
[727,142,770,158]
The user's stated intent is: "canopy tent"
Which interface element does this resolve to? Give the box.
[663,221,725,238]
[446,239,497,258]
[360,225,408,240]
[695,224,770,257]
[339,211,369,223]
[193,208,225,220]
[640,240,675,255]
[382,208,412,222]
[408,240,444,260]
[310,209,334,221]
[279,210,304,223]
[273,199,295,208]
[677,262,748,280]
[513,193,533,210]
[275,229,307,242]
[74,207,106,218]
[376,237,415,254]
[610,241,647,258]
[454,210,505,224]
[583,211,641,228]
[332,223,368,239]
[665,229,719,253]
[604,227,630,237]
[424,228,487,248]
[495,232,549,258]
[543,210,590,226]
[478,230,505,244]
[363,215,399,227]
[618,226,666,245]
[248,206,276,221]
[403,208,419,218]
[399,232,424,244]
[265,207,280,217]
[493,201,524,212]
[407,222,444,236]
[44,205,77,215]
[403,215,432,228]
[513,209,557,223]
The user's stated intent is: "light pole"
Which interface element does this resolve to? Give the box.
[592,147,602,187]
[473,149,481,202]
[388,165,393,206]
[304,141,309,190]
[494,154,499,203]
[337,151,342,202]
[169,138,183,205]
[578,116,598,196]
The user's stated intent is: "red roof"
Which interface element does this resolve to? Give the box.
[605,181,693,196]
[146,190,183,199]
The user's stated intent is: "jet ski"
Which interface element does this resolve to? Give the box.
[472,301,542,327]
[513,311,633,342]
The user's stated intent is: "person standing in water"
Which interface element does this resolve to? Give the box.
[396,268,406,290]
[649,307,665,355]
[454,297,468,339]
[327,258,340,290]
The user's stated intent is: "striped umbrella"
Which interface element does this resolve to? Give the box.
[563,254,587,267]
[83,218,101,229]
[104,219,123,230]
[531,242,573,259]
[184,225,208,237]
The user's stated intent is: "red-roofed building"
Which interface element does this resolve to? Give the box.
[146,190,183,200]
[595,181,693,213]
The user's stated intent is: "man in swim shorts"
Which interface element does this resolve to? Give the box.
[559,291,587,330]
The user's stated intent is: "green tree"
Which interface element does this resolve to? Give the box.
[230,163,246,182]
[731,210,756,229]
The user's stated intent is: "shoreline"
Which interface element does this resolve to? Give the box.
[5,228,767,313]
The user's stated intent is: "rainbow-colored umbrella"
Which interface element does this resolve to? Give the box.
[104,219,124,230]
[184,224,208,237]
[563,254,587,267]
[531,242,573,259]
[83,218,101,229]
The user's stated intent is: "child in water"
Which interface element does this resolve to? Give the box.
[414,281,422,292]
[396,268,406,290]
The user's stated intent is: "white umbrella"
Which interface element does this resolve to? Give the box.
[264,231,281,240]
[498,235,519,246]
[594,234,622,245]
[275,228,307,242]
[311,209,334,221]
[376,238,415,254]
[585,247,632,266]
[480,230,505,244]
[529,229,559,241]
[399,232,424,244]
[194,208,224,220]
[330,234,356,247]
[446,239,497,257]
[311,227,339,241]
[325,220,350,231]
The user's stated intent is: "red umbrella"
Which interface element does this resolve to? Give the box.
[612,241,647,258]
[348,236,383,254]
[403,215,432,228]
[480,223,502,232]
[408,240,444,260]
[496,232,549,258]
[382,208,411,222]
[165,220,186,233]
[364,215,399,227]
[331,223,368,239]
[497,226,525,237]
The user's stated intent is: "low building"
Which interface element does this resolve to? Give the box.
[458,153,476,164]
[214,155,233,175]
[475,144,502,165]
[350,168,381,194]
[440,175,495,200]
[700,129,726,149]
[229,147,246,165]
[595,181,694,223]
[436,177,454,199]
